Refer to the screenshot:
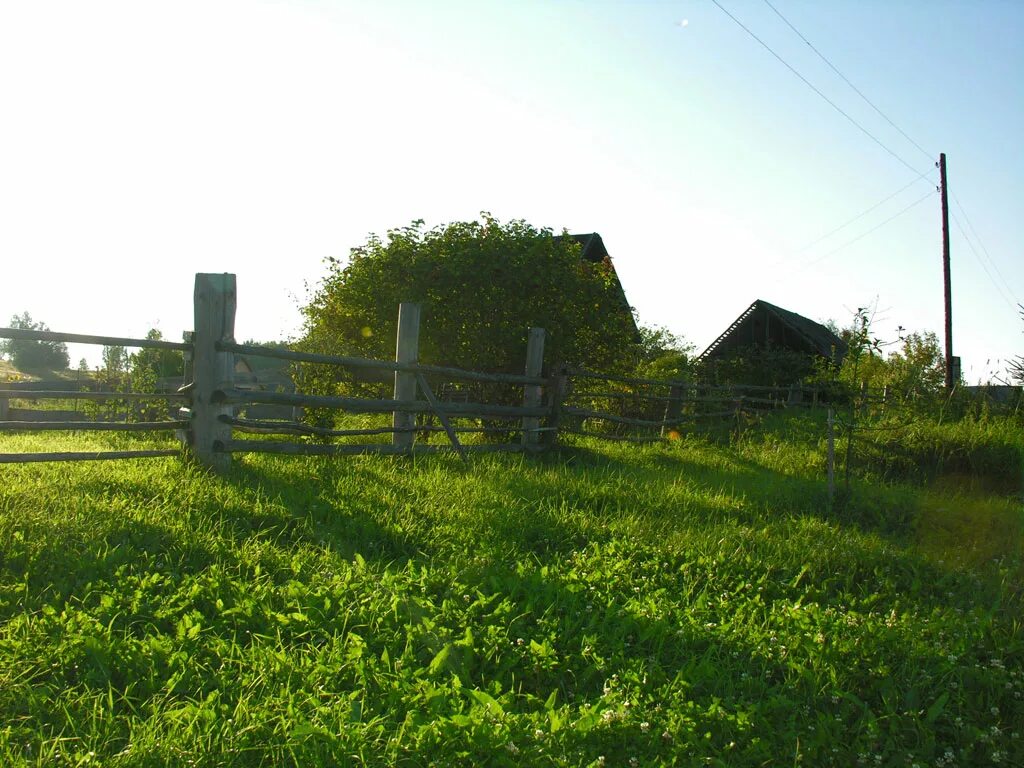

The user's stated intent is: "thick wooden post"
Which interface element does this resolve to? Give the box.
[662,383,684,437]
[393,303,421,452]
[0,397,8,421]
[543,364,570,448]
[826,407,836,510]
[939,153,954,393]
[190,273,236,471]
[521,328,545,447]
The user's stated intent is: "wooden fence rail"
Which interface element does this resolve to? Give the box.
[0,327,190,351]
[0,275,554,465]
[218,340,546,386]
[1,272,842,467]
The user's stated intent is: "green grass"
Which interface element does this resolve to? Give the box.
[1,420,1022,767]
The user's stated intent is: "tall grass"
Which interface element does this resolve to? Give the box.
[0,417,1021,766]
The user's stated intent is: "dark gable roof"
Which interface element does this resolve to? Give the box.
[553,232,610,264]
[698,299,847,362]
[552,232,638,339]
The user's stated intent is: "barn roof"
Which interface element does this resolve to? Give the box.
[553,232,611,264]
[698,299,847,362]
[552,232,638,339]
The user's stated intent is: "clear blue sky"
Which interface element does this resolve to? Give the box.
[1,0,1021,382]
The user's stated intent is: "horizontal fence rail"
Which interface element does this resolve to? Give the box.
[0,449,182,464]
[215,440,533,457]
[0,327,190,351]
[214,388,549,419]
[1,273,863,467]
[0,390,188,402]
[218,341,546,387]
[0,420,188,432]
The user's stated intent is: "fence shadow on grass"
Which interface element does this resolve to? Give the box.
[548,442,919,539]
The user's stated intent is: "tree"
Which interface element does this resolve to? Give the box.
[299,216,639,395]
[101,345,129,384]
[885,331,945,399]
[1,312,69,371]
[634,325,694,381]
[129,329,185,381]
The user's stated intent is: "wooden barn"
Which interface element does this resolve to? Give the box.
[698,299,847,365]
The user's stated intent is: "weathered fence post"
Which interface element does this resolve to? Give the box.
[521,328,545,448]
[662,383,684,437]
[393,303,421,452]
[190,273,236,471]
[543,364,570,448]
[0,396,7,421]
[826,407,836,510]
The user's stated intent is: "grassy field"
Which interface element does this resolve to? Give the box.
[1,414,1022,766]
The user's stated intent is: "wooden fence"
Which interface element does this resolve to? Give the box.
[1,272,836,467]
[0,274,553,467]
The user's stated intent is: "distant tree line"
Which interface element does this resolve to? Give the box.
[1,313,69,372]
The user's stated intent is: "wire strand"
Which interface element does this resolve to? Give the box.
[950,194,1020,306]
[949,211,1018,312]
[762,0,934,162]
[793,167,935,254]
[802,187,936,268]
[710,0,923,176]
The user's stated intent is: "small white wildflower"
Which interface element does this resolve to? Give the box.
[640,721,650,733]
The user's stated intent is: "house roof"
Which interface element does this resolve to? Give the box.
[698,299,847,362]
[552,233,638,339]
[553,232,611,264]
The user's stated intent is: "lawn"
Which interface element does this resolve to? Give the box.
[1,415,1022,766]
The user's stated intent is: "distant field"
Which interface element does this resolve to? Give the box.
[0,417,1021,766]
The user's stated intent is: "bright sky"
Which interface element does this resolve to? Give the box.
[1,0,1021,383]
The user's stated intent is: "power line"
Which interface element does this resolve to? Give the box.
[950,194,1020,306]
[792,166,935,254]
[709,0,922,176]
[949,210,1018,312]
[761,0,933,163]
[801,187,936,268]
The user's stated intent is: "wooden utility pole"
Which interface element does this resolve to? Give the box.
[939,153,954,392]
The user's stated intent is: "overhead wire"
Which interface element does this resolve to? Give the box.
[800,187,936,268]
[708,0,923,176]
[759,1,1019,312]
[948,211,1018,312]
[791,166,935,254]
[950,194,1020,307]
[761,0,934,163]
[714,0,1015,328]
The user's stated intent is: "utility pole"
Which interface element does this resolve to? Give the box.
[939,153,954,392]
